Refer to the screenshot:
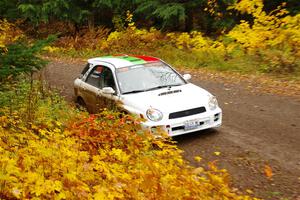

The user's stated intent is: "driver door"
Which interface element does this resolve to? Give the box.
[83,65,119,113]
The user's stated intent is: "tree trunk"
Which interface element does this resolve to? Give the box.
[88,12,95,32]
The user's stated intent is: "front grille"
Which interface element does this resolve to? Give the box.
[169,107,206,119]
[171,126,185,132]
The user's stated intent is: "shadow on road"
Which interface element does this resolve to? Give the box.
[173,128,220,145]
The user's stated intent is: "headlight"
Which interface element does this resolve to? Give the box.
[146,108,163,122]
[208,96,218,110]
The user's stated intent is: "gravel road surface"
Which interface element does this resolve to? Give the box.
[44,59,300,200]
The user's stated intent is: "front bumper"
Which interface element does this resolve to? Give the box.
[143,108,222,137]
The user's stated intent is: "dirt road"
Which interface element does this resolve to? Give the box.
[44,59,300,200]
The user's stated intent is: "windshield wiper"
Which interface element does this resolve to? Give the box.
[145,84,183,92]
[123,84,183,94]
[144,85,169,92]
[122,90,146,94]
[166,84,182,87]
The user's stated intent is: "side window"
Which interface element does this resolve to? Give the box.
[85,66,116,91]
[86,66,103,88]
[101,67,116,91]
[80,63,90,79]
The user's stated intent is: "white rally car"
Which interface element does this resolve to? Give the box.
[74,55,222,136]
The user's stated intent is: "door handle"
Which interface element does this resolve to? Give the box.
[96,90,101,97]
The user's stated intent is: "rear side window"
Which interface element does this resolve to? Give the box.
[81,63,90,76]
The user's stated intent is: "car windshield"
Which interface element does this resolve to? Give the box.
[116,62,186,94]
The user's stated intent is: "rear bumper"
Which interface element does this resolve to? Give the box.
[142,108,222,137]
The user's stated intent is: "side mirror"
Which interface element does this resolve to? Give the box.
[102,87,115,95]
[183,74,192,81]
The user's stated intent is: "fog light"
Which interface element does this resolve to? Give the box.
[214,113,220,121]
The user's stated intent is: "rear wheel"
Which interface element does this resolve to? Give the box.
[76,97,87,111]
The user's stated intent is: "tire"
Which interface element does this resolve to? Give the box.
[76,97,87,111]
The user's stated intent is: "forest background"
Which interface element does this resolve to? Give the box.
[1,0,300,76]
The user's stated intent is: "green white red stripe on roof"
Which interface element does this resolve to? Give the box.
[88,55,160,68]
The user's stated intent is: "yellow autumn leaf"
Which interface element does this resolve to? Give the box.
[246,189,254,194]
[194,156,202,162]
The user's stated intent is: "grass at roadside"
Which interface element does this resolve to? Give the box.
[44,45,300,82]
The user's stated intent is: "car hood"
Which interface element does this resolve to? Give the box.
[120,83,211,114]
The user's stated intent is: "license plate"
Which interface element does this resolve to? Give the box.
[184,119,202,131]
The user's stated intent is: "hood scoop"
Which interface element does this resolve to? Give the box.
[158,89,182,96]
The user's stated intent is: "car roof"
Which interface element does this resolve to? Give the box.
[88,55,161,68]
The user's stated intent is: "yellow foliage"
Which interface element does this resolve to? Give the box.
[107,31,122,43]
[165,0,299,73]
[166,31,227,58]
[100,26,163,53]
[0,19,23,48]
[167,32,210,50]
[126,10,136,31]
[226,0,300,73]
[43,46,61,53]
[228,0,264,16]
[0,81,259,199]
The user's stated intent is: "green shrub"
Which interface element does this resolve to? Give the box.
[0,35,56,83]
